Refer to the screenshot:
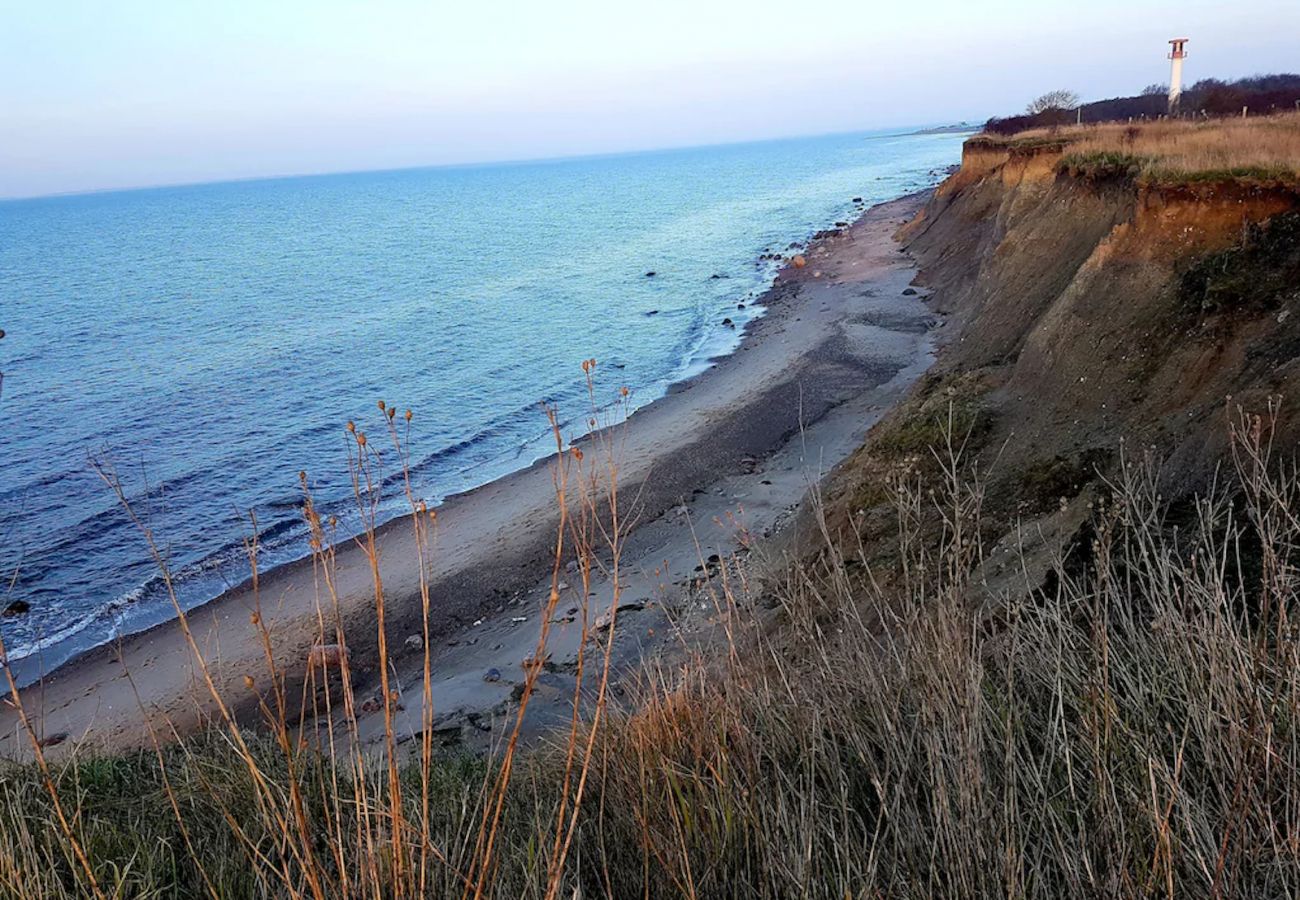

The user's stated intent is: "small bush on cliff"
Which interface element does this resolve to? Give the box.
[1017,447,1110,515]
[1180,211,1300,314]
[1057,150,1145,181]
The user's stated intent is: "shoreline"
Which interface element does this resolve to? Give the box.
[1,189,936,755]
[1,276,773,686]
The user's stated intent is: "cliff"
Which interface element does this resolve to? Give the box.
[823,127,1300,580]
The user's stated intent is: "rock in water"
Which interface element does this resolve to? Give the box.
[2,599,30,617]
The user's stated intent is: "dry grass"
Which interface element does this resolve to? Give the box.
[3,380,1300,897]
[984,113,1300,185]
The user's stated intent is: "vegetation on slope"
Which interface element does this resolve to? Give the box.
[974,113,1300,187]
[1180,211,1300,313]
[4,403,1300,897]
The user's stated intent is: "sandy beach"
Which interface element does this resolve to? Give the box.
[1,190,935,756]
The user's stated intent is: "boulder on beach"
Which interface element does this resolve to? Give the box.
[307,643,347,670]
[791,255,807,269]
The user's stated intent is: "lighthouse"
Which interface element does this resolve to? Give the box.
[1167,38,1189,115]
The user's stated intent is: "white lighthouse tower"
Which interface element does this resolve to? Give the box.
[1167,38,1189,115]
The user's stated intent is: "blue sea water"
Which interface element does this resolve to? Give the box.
[0,129,963,677]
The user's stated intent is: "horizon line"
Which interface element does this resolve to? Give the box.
[0,118,977,204]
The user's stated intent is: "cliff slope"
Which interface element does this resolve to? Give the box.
[818,120,1300,595]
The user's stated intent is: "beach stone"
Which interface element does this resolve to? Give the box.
[594,601,647,633]
[2,599,30,617]
[521,654,548,673]
[307,643,347,670]
[404,634,424,652]
[791,255,807,269]
[484,667,502,683]
[903,287,918,296]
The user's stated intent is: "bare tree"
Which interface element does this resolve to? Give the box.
[1025,90,1080,114]
[1141,83,1169,96]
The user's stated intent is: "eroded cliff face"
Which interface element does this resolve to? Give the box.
[900,142,1300,499]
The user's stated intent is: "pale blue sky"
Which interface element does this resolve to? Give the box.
[3,0,1297,198]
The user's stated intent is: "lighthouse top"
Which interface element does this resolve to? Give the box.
[1168,38,1189,59]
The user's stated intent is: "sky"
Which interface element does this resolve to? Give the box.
[3,0,1298,198]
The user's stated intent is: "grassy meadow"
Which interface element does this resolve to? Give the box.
[979,111,1300,185]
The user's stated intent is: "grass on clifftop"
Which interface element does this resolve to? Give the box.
[4,392,1300,897]
[982,112,1300,186]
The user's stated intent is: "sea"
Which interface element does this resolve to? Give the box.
[0,128,965,681]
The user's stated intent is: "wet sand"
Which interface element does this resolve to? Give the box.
[1,191,934,756]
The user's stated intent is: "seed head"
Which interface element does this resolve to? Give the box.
[404,409,412,422]
[357,433,367,446]
[377,400,386,411]
[346,421,356,433]
[243,675,256,691]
